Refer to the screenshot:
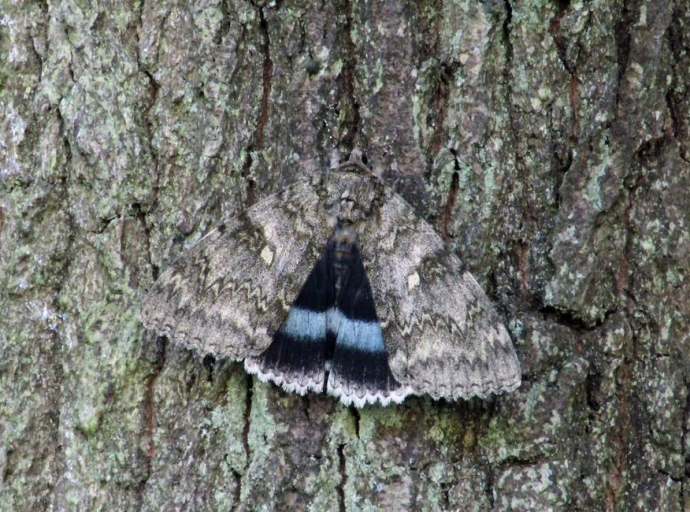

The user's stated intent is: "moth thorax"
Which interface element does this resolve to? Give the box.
[333,225,358,247]
[327,173,379,224]
[336,191,366,224]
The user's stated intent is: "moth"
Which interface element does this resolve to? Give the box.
[141,154,521,407]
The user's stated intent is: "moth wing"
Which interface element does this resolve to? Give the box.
[325,242,414,407]
[244,243,335,395]
[360,189,521,400]
[141,175,332,360]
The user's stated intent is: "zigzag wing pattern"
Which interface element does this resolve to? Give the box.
[360,189,521,400]
[141,176,332,360]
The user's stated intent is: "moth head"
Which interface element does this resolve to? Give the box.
[325,154,382,226]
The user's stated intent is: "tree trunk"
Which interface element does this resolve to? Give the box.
[1,0,689,510]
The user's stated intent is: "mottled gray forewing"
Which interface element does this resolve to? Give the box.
[360,189,521,400]
[141,176,332,360]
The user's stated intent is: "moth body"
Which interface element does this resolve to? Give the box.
[142,156,521,407]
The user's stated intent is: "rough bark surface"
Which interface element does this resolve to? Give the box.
[1,0,689,510]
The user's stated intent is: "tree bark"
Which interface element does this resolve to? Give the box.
[1,0,689,510]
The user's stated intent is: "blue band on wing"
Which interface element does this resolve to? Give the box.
[280,307,385,354]
[327,308,385,353]
[255,235,403,398]
[280,307,327,341]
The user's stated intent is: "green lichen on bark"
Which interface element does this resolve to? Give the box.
[1,0,690,510]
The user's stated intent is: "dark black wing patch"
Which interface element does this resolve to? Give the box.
[244,244,334,394]
[326,242,411,406]
[245,238,413,406]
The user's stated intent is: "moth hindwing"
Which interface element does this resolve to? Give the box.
[142,159,521,407]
